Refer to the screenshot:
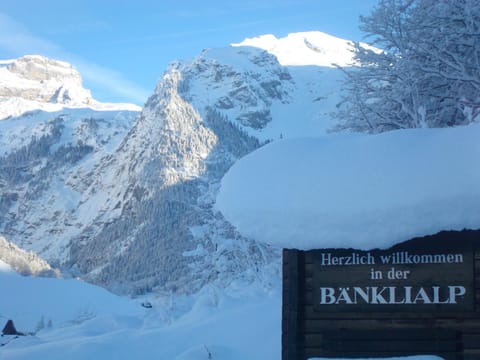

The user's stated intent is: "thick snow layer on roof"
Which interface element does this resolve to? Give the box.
[216,124,480,250]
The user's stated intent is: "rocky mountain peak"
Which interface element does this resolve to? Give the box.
[0,55,93,106]
[7,55,79,82]
[0,55,141,120]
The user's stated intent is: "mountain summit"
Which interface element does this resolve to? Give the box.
[232,31,361,67]
[0,55,93,105]
[0,55,140,120]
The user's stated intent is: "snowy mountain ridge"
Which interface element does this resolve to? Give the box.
[0,55,140,120]
[232,31,375,67]
[0,55,91,103]
[1,32,350,295]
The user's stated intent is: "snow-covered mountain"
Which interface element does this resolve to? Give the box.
[0,55,93,104]
[65,36,351,294]
[0,55,140,120]
[232,31,361,67]
[0,32,351,295]
[0,55,141,275]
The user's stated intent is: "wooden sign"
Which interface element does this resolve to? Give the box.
[313,234,473,312]
[282,230,480,360]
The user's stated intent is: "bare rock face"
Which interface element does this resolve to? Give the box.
[7,55,76,82]
[0,55,93,105]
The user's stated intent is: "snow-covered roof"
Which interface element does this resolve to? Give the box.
[216,124,480,250]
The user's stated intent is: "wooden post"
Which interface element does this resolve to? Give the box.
[282,249,300,360]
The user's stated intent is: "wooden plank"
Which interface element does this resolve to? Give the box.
[300,332,460,353]
[299,290,313,305]
[300,304,480,320]
[464,350,480,360]
[301,318,480,333]
[304,277,313,291]
[303,251,316,265]
[462,333,480,348]
[320,328,456,341]
[303,347,458,360]
[300,333,323,346]
[320,339,457,352]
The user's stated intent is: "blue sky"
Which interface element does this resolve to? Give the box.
[0,0,377,105]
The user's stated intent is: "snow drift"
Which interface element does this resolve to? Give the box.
[217,123,480,250]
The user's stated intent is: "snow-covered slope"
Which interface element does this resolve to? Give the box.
[0,55,141,275]
[0,264,280,360]
[0,236,58,277]
[0,267,140,334]
[0,108,138,262]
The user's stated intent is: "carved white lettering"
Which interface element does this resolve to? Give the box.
[448,286,466,304]
[318,286,467,305]
[321,252,375,266]
[320,287,336,304]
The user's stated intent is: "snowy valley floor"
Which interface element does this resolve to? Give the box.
[0,262,281,360]
[1,265,443,360]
